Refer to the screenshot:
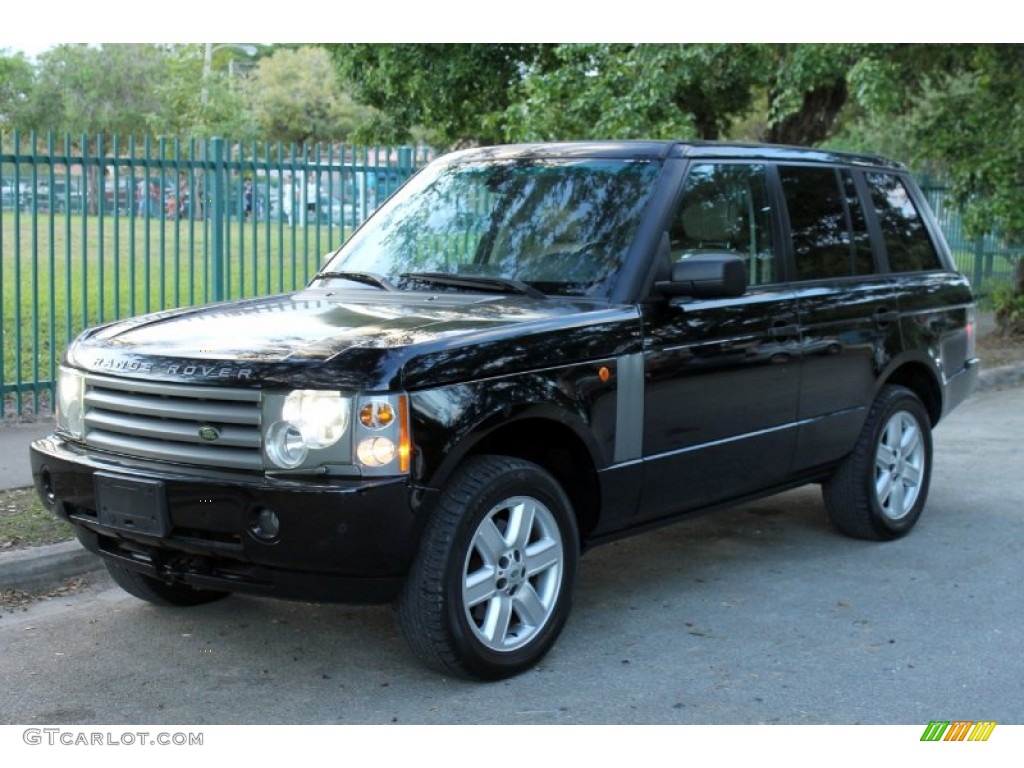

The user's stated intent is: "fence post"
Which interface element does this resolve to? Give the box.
[398,146,413,173]
[211,136,225,302]
[972,235,984,287]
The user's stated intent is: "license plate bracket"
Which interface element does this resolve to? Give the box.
[95,473,169,537]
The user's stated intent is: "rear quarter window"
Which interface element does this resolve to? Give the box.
[864,173,943,273]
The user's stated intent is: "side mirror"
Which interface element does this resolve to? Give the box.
[657,254,747,299]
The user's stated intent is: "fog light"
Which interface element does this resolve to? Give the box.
[40,467,56,507]
[249,507,281,542]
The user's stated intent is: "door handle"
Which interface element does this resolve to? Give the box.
[875,307,900,328]
[770,320,800,339]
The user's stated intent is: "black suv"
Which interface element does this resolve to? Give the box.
[31,142,978,679]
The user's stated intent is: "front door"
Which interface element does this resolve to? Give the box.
[638,161,800,521]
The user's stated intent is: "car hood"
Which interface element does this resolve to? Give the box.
[69,288,640,391]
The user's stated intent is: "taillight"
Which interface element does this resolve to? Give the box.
[966,306,977,360]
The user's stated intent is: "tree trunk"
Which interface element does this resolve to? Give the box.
[765,80,848,147]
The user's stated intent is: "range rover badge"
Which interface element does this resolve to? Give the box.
[198,425,220,442]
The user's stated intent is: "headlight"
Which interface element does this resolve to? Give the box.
[264,421,308,469]
[282,390,350,449]
[261,389,409,475]
[56,367,85,440]
[263,390,351,469]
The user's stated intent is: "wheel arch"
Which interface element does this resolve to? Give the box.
[879,358,943,427]
[468,417,601,539]
[417,405,603,541]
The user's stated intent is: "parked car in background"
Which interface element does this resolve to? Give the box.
[281,186,354,226]
[30,179,85,214]
[0,179,23,210]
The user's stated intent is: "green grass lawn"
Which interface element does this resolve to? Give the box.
[949,248,1020,291]
[1,211,350,413]
[0,487,73,549]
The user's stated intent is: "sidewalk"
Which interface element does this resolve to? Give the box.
[0,422,52,492]
[0,422,105,590]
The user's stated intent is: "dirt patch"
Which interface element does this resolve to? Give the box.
[977,330,1024,369]
[0,575,91,613]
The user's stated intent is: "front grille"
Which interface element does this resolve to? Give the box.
[83,374,263,470]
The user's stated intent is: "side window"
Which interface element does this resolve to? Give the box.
[779,165,875,280]
[842,171,875,275]
[864,173,942,272]
[670,163,775,286]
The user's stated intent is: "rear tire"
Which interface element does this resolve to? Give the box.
[397,455,579,680]
[823,385,933,541]
[105,562,230,607]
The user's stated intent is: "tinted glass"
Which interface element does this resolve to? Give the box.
[325,158,661,297]
[780,165,875,280]
[865,173,942,272]
[842,171,876,275]
[671,163,775,285]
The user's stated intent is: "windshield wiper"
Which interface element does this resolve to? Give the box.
[313,271,396,291]
[399,272,547,300]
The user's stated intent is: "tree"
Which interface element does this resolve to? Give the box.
[14,45,176,212]
[509,44,767,142]
[0,49,34,128]
[149,44,256,141]
[246,46,370,145]
[326,44,555,147]
[326,43,908,148]
[905,45,1024,335]
[21,44,170,138]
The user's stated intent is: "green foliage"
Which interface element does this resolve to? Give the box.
[907,46,1024,239]
[20,44,170,139]
[986,277,1024,336]
[145,45,256,140]
[0,49,34,127]
[326,44,554,147]
[509,44,766,141]
[246,46,372,145]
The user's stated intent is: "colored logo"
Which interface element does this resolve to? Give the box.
[197,425,220,442]
[920,721,996,742]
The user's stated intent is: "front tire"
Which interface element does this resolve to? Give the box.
[397,455,579,680]
[105,562,230,606]
[823,385,933,540]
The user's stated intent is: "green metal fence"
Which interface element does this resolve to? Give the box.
[1,131,435,419]
[2,134,1021,421]
[920,181,1023,289]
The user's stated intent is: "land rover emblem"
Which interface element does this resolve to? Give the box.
[197,425,220,442]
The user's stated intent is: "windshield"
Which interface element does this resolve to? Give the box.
[320,157,661,297]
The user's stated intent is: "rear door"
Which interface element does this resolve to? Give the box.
[778,164,901,470]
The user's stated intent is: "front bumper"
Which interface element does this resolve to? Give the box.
[30,435,431,604]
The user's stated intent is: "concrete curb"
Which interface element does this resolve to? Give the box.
[2,359,1023,595]
[975,361,1024,393]
[0,540,103,592]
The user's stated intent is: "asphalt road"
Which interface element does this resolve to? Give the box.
[2,387,1022,725]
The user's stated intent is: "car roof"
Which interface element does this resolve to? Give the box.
[442,140,905,171]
